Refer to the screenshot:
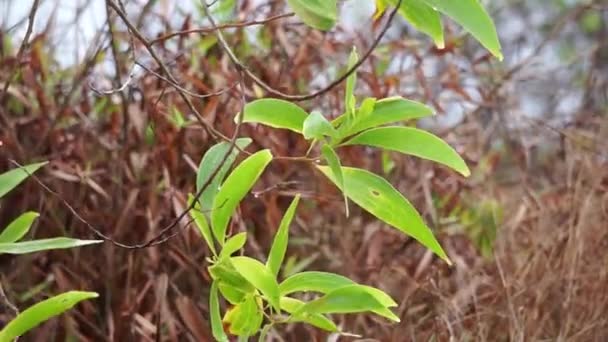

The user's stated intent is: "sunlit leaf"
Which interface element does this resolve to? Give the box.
[302,111,336,140]
[294,284,399,322]
[346,97,433,135]
[218,282,246,305]
[267,195,301,277]
[279,271,397,307]
[0,212,39,243]
[286,0,338,31]
[321,145,348,216]
[0,291,98,341]
[317,166,450,264]
[0,238,102,255]
[188,194,217,256]
[220,232,247,258]
[345,47,359,117]
[210,282,229,342]
[390,0,443,48]
[196,138,252,213]
[342,126,470,177]
[208,262,255,294]
[241,99,308,133]
[211,150,272,245]
[0,162,47,199]
[422,0,503,59]
[230,256,281,313]
[280,297,338,332]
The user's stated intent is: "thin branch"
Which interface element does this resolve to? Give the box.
[201,0,403,102]
[135,60,236,99]
[0,0,40,105]
[150,12,294,45]
[105,0,227,141]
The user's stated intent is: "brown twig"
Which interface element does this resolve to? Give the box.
[0,0,40,105]
[105,0,227,141]
[149,12,295,45]
[200,0,403,102]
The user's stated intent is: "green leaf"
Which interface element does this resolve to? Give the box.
[317,166,451,264]
[345,47,359,117]
[286,0,338,31]
[280,297,338,332]
[241,99,308,133]
[321,145,348,216]
[279,271,397,307]
[230,256,281,313]
[267,195,300,277]
[218,282,247,304]
[0,212,39,243]
[302,111,336,140]
[208,262,255,294]
[294,285,399,322]
[210,282,229,342]
[346,97,434,135]
[211,150,272,245]
[223,294,263,337]
[422,0,503,60]
[196,138,252,213]
[342,126,470,177]
[220,232,247,258]
[0,162,47,199]
[390,0,443,48]
[188,194,217,256]
[280,271,352,295]
[0,238,102,255]
[0,291,98,341]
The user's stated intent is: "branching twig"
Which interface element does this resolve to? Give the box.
[0,0,40,105]
[200,0,403,102]
[150,12,294,45]
[105,0,226,141]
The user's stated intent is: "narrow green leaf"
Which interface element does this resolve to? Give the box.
[241,99,308,133]
[286,0,338,31]
[279,271,353,296]
[208,262,255,294]
[321,145,348,216]
[317,166,451,264]
[422,0,503,60]
[230,256,281,313]
[218,282,247,304]
[279,271,397,307]
[280,297,338,332]
[220,232,247,258]
[0,238,102,255]
[0,162,47,199]
[210,282,229,342]
[347,97,434,135]
[302,111,337,140]
[211,150,273,245]
[345,47,359,117]
[0,212,39,243]
[188,194,217,256]
[267,195,301,277]
[342,126,470,177]
[0,291,98,341]
[196,138,252,213]
[358,97,377,118]
[390,0,443,48]
[294,284,398,322]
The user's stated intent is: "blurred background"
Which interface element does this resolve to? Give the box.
[1,0,607,340]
